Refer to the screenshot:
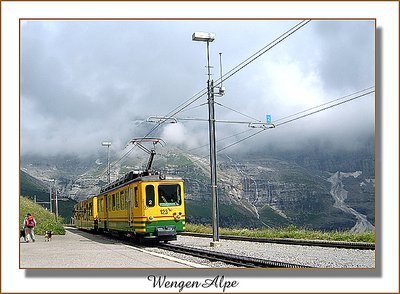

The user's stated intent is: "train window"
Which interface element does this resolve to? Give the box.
[146,185,155,207]
[125,189,129,209]
[116,193,120,210]
[112,194,116,211]
[120,190,125,210]
[158,184,182,207]
[134,187,139,207]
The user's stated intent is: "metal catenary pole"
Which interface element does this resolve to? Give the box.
[107,144,110,184]
[206,40,220,245]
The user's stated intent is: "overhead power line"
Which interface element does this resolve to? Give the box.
[215,101,262,122]
[144,20,311,137]
[144,20,311,136]
[213,20,312,89]
[104,20,312,172]
[189,128,253,152]
[274,89,374,127]
[215,88,375,155]
[218,128,267,154]
[273,86,375,123]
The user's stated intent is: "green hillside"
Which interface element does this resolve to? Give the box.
[20,170,77,222]
[20,196,65,235]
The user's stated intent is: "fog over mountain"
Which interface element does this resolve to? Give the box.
[21,20,374,158]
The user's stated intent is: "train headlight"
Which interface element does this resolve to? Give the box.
[148,215,154,222]
[174,214,181,221]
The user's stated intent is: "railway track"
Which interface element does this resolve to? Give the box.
[179,232,375,250]
[74,229,374,268]
[158,242,311,268]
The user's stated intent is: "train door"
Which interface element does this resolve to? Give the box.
[134,185,140,217]
[128,186,133,226]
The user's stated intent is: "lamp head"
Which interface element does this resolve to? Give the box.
[192,32,215,42]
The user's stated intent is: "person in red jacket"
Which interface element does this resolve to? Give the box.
[23,213,36,243]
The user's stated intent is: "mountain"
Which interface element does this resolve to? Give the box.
[20,169,49,201]
[20,142,375,232]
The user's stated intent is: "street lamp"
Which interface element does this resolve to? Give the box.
[192,31,220,247]
[102,141,112,183]
[48,179,58,219]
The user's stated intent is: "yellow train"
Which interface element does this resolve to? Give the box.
[73,170,185,242]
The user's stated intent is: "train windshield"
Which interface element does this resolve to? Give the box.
[158,184,182,207]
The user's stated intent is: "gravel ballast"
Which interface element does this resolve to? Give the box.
[149,235,375,268]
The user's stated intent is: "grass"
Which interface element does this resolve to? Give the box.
[20,196,66,235]
[185,223,375,243]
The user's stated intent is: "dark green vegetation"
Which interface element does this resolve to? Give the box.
[258,205,291,227]
[20,196,65,235]
[186,223,375,243]
[20,170,77,221]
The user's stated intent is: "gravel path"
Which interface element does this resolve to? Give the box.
[150,235,375,268]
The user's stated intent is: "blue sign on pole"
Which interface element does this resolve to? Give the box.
[266,114,272,124]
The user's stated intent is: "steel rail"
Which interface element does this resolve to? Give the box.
[179,232,375,250]
[158,243,311,268]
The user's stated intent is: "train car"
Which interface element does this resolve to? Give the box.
[73,196,98,231]
[74,170,185,242]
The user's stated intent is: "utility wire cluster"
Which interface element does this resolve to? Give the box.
[215,87,375,156]
[103,20,312,174]
[100,20,373,176]
[185,85,374,162]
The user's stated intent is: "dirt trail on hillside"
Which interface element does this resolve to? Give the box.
[328,171,374,233]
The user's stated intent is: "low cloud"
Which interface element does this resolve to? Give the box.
[20,20,374,158]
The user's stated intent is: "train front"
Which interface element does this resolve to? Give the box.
[139,175,185,242]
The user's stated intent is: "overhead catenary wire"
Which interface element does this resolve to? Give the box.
[218,128,267,154]
[274,89,374,127]
[273,86,375,123]
[106,86,374,176]
[215,101,262,122]
[189,128,254,152]
[149,19,311,133]
[178,102,209,114]
[212,20,312,89]
[102,20,312,175]
[215,88,375,155]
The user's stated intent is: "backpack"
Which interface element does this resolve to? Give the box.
[26,216,35,227]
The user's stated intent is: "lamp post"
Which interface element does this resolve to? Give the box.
[192,32,220,246]
[49,179,58,219]
[102,141,112,184]
[55,183,59,220]
[49,183,53,213]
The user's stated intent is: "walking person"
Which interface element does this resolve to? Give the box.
[23,213,36,242]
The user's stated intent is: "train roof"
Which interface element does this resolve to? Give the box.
[99,170,183,194]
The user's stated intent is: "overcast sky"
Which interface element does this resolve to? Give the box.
[20,20,375,158]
